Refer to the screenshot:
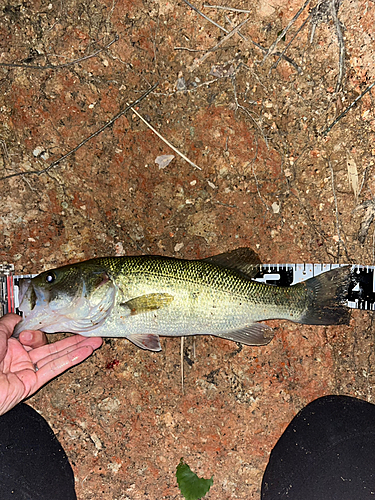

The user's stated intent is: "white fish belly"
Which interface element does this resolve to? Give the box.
[86,278,295,338]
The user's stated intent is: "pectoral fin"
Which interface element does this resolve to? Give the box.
[127,333,162,351]
[218,323,274,346]
[121,293,174,315]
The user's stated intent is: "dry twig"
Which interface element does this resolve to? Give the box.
[203,4,251,13]
[181,337,185,394]
[263,0,345,89]
[129,107,201,170]
[270,14,312,72]
[0,83,158,182]
[321,81,375,136]
[181,0,225,31]
[310,0,345,92]
[0,35,119,70]
[189,18,250,70]
[329,0,345,92]
[174,47,202,52]
[261,0,311,63]
[355,200,375,245]
[225,17,302,73]
[183,0,301,72]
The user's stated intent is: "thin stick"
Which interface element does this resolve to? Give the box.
[181,0,226,32]
[174,47,202,52]
[261,0,311,64]
[0,35,119,70]
[224,15,247,42]
[190,17,250,69]
[357,201,375,245]
[226,15,302,75]
[0,83,158,181]
[270,14,311,72]
[242,40,302,73]
[357,164,368,200]
[129,106,201,170]
[321,81,375,136]
[181,337,185,395]
[203,4,252,13]
[184,0,301,72]
[330,0,345,93]
[0,140,9,165]
[205,16,250,51]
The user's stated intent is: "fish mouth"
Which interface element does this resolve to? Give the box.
[13,280,55,337]
[17,279,36,314]
[14,307,59,337]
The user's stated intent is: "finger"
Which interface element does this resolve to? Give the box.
[0,313,22,338]
[0,314,22,361]
[34,345,97,388]
[19,330,48,349]
[30,335,103,366]
[36,337,103,370]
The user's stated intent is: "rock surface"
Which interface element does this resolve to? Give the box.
[1,0,375,497]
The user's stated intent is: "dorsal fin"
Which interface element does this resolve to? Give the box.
[203,247,261,278]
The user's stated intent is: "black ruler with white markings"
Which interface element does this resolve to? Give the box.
[1,264,375,317]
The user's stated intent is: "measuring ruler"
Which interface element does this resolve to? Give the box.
[0,265,36,317]
[1,263,375,317]
[254,264,375,311]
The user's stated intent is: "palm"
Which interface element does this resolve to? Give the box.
[0,314,102,415]
[0,338,39,414]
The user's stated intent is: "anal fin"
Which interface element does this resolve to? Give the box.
[127,333,162,351]
[217,323,274,346]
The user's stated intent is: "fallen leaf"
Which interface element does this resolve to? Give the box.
[176,458,213,500]
[347,153,359,199]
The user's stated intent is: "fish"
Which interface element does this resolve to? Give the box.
[13,248,351,351]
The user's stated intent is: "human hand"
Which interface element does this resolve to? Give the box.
[0,314,102,415]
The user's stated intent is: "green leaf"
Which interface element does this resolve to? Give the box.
[176,458,213,500]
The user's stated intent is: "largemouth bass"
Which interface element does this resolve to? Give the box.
[14,248,351,351]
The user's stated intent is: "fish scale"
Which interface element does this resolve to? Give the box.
[100,255,309,320]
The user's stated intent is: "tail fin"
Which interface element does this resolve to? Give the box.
[298,266,351,325]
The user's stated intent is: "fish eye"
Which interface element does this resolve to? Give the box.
[45,272,56,284]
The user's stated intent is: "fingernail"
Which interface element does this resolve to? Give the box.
[21,331,33,342]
